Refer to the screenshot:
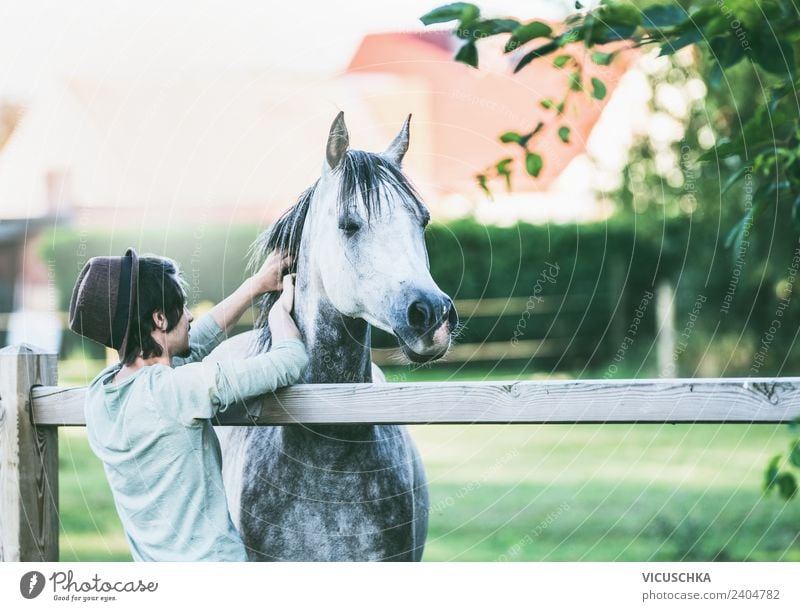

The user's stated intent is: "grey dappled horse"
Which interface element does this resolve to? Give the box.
[211,113,457,561]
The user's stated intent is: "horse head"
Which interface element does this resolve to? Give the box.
[312,112,457,362]
[256,112,457,364]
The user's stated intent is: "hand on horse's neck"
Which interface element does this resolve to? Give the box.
[294,272,372,385]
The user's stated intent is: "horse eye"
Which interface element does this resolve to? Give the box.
[340,221,361,237]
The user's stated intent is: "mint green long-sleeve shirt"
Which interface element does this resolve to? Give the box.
[85,315,308,561]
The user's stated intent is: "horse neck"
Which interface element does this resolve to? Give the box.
[287,262,376,442]
[295,288,372,384]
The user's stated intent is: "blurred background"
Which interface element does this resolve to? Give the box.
[1,0,797,561]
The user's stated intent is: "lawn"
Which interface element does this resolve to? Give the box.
[59,419,800,561]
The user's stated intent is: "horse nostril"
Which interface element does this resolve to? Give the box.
[407,296,457,333]
[446,298,458,329]
[407,299,433,331]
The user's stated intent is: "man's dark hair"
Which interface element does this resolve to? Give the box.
[123,256,187,365]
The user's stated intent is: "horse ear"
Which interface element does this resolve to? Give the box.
[383,114,411,165]
[326,111,349,170]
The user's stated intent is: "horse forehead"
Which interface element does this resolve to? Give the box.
[362,189,426,225]
[373,208,420,239]
[313,171,427,237]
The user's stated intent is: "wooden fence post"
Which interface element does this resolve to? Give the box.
[655,280,677,378]
[0,344,59,562]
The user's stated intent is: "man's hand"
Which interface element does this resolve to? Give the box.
[252,251,292,295]
[269,274,302,342]
[207,252,293,335]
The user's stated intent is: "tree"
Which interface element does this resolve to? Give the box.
[422,0,800,499]
[421,0,798,242]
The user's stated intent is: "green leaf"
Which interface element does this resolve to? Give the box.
[721,165,748,194]
[698,138,744,163]
[789,440,800,468]
[763,180,791,198]
[540,98,554,109]
[588,23,637,45]
[525,152,543,177]
[459,4,480,25]
[659,29,703,56]
[496,157,513,172]
[500,127,539,148]
[708,63,724,90]
[792,194,800,229]
[600,2,643,28]
[588,4,641,45]
[703,15,730,40]
[476,173,490,197]
[514,41,559,73]
[558,126,571,143]
[764,0,792,19]
[764,454,782,493]
[777,472,798,500]
[642,4,688,28]
[505,21,552,52]
[553,54,572,68]
[558,28,581,46]
[724,209,753,253]
[556,98,566,115]
[591,51,615,66]
[569,71,583,91]
[724,189,772,257]
[590,77,607,100]
[460,18,520,40]
[685,5,717,30]
[709,35,746,71]
[420,3,479,26]
[495,157,513,191]
[751,30,797,77]
[455,41,479,67]
[487,19,519,33]
[499,131,523,144]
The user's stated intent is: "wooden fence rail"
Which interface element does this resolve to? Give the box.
[30,378,800,426]
[2,344,800,561]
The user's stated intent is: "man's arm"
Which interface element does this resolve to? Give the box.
[171,251,291,367]
[158,338,309,424]
[161,276,307,423]
[206,251,291,335]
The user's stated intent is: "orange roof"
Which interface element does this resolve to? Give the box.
[347,31,633,193]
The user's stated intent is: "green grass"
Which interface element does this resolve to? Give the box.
[59,428,131,561]
[59,423,800,561]
[413,424,800,561]
[58,358,107,387]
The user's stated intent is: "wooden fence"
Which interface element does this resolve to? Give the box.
[2,344,799,561]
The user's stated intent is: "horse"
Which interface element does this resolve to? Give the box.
[210,112,458,561]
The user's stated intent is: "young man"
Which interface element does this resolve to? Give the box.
[68,247,307,561]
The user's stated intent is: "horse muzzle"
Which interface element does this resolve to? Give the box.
[394,291,458,363]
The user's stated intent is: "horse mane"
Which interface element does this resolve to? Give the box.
[250,149,427,352]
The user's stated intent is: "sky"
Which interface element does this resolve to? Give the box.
[0,0,585,100]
